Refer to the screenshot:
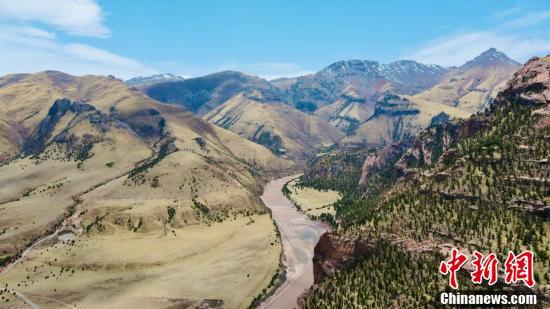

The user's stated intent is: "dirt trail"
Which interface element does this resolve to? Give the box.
[259,175,327,309]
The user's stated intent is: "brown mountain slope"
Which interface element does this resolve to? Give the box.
[204,92,343,160]
[412,48,521,113]
[0,71,291,308]
[335,94,471,146]
[140,70,282,115]
[314,85,375,133]
[0,71,289,168]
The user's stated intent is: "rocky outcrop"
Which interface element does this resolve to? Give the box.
[300,147,371,187]
[312,232,374,283]
[120,108,167,139]
[496,56,550,105]
[496,56,550,129]
[369,95,420,118]
[359,141,410,184]
[359,112,491,185]
[430,112,450,126]
[457,117,489,139]
[23,98,96,154]
[359,120,461,184]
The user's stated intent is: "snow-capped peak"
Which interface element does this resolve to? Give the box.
[126,73,186,86]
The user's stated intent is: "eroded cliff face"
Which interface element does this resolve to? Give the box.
[298,232,380,308]
[358,141,410,184]
[312,232,374,283]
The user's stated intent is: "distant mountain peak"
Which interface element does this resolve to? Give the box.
[322,59,381,78]
[382,60,447,77]
[126,73,185,86]
[461,48,520,70]
[208,70,263,80]
[320,59,447,83]
[141,69,281,115]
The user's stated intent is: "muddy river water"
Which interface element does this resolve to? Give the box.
[259,175,328,309]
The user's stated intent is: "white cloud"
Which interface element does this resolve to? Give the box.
[504,10,550,28]
[403,31,550,67]
[0,0,109,37]
[0,25,157,79]
[0,0,310,80]
[13,26,56,39]
[0,1,158,79]
[403,5,550,67]
[490,6,523,20]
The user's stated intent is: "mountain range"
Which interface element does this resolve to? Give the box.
[204,91,342,160]
[132,48,520,159]
[272,59,447,110]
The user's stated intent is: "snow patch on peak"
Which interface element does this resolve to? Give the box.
[320,59,447,81]
[126,73,186,86]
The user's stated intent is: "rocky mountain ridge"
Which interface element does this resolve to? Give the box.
[131,49,521,163]
[274,59,448,111]
[411,48,521,113]
[141,70,281,115]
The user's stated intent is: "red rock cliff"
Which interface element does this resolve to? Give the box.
[312,232,373,283]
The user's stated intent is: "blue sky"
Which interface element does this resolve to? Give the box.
[0,0,549,79]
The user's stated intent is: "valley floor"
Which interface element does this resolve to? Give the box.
[285,178,340,218]
[1,213,280,309]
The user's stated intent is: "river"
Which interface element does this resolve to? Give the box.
[259,175,328,309]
